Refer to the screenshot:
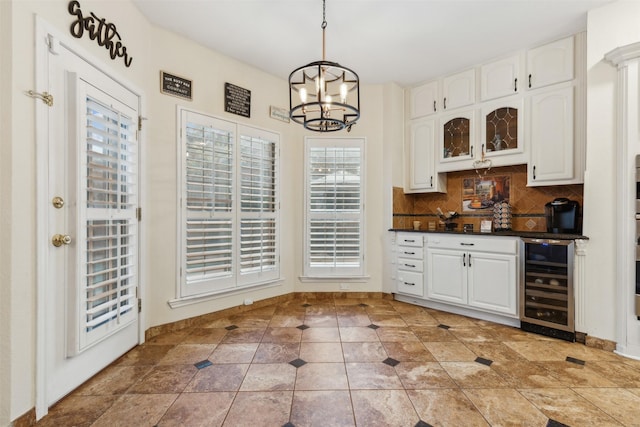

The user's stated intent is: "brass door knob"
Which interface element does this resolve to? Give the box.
[52,234,72,247]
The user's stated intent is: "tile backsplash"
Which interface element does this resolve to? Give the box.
[393,165,584,232]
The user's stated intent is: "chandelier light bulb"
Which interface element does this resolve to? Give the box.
[340,83,348,103]
[299,87,307,103]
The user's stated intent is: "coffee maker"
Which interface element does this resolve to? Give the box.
[545,198,580,234]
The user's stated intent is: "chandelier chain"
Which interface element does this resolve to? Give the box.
[321,0,327,29]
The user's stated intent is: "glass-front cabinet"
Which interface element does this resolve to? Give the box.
[438,110,475,171]
[480,97,526,166]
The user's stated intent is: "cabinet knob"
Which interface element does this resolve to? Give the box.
[443,97,447,109]
[528,74,532,88]
[514,78,518,92]
[533,165,537,180]
[433,100,436,112]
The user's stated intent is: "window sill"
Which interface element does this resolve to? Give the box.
[167,278,284,309]
[298,275,370,283]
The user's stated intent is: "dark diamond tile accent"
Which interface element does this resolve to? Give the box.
[547,419,570,427]
[566,356,585,365]
[415,421,433,427]
[302,303,312,307]
[297,324,310,330]
[383,357,400,367]
[358,303,368,307]
[283,423,296,427]
[438,324,450,330]
[475,357,493,366]
[194,359,212,369]
[225,325,238,331]
[289,358,307,368]
[368,324,380,330]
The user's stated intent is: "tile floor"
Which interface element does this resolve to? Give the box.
[37,297,640,426]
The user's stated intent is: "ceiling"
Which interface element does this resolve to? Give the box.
[132,0,613,87]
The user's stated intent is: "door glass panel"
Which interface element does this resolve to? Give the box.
[485,107,518,153]
[443,117,470,159]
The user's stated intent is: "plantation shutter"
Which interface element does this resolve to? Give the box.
[182,112,236,296]
[238,126,279,285]
[79,91,138,351]
[304,138,365,277]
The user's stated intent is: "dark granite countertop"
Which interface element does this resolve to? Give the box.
[388,228,588,240]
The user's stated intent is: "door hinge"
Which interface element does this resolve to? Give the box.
[27,90,53,107]
[136,207,142,221]
[138,298,142,313]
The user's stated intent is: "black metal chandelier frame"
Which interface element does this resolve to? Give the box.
[288,0,361,132]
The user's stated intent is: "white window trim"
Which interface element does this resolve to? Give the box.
[175,106,281,303]
[302,137,367,279]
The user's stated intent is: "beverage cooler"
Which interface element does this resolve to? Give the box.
[520,238,575,341]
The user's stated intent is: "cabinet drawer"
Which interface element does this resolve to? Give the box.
[397,246,424,259]
[428,235,517,254]
[397,257,424,273]
[397,270,424,296]
[396,232,424,247]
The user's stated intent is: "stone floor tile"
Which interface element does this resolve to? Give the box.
[240,363,297,391]
[35,395,118,427]
[351,390,420,427]
[74,366,152,396]
[573,387,640,425]
[156,392,235,427]
[290,390,355,427]
[222,391,293,427]
[407,389,490,426]
[90,394,178,427]
[252,342,300,363]
[181,328,228,344]
[342,342,389,362]
[395,361,458,389]
[261,327,303,343]
[345,362,404,389]
[537,361,619,387]
[303,314,339,328]
[423,341,477,362]
[129,365,198,394]
[157,344,216,365]
[220,327,265,344]
[210,343,258,363]
[440,362,509,388]
[463,388,548,426]
[184,363,249,392]
[339,326,380,342]
[381,341,436,362]
[299,342,344,362]
[301,327,341,342]
[295,363,349,390]
[375,327,420,342]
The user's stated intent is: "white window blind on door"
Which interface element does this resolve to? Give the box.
[179,110,280,298]
[79,92,138,351]
[304,138,365,277]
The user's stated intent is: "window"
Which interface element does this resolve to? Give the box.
[179,109,279,298]
[304,138,365,278]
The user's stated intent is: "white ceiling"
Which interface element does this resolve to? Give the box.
[132,0,613,87]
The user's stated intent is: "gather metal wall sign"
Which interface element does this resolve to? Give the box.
[68,0,133,67]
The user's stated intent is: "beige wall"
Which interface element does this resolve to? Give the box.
[583,1,640,342]
[3,0,391,422]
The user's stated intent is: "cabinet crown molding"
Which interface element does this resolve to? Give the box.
[605,42,640,68]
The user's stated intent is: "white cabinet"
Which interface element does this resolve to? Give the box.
[480,54,522,101]
[479,97,526,167]
[528,85,574,185]
[526,36,574,90]
[437,109,476,172]
[394,233,426,297]
[442,69,476,111]
[467,252,517,315]
[409,81,439,119]
[427,235,518,317]
[405,118,446,193]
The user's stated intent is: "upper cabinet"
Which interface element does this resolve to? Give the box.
[480,97,526,166]
[405,118,446,193]
[526,36,574,90]
[480,54,522,101]
[442,69,476,111]
[409,81,439,119]
[528,86,575,185]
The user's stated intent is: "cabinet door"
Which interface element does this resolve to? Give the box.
[427,249,466,304]
[406,119,437,191]
[467,252,517,316]
[443,69,476,111]
[480,97,526,167]
[480,55,521,101]
[529,86,574,184]
[410,81,439,119]
[438,109,476,171]
[526,36,574,90]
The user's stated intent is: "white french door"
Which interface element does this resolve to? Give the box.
[38,26,141,409]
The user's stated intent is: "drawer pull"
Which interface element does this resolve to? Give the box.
[404,239,416,243]
[404,263,416,268]
[404,251,416,255]
[460,243,475,246]
[463,253,466,267]
[403,282,415,286]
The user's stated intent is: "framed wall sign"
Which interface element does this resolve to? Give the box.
[160,71,192,100]
[225,83,251,118]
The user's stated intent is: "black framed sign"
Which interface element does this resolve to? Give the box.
[225,83,251,118]
[160,71,192,100]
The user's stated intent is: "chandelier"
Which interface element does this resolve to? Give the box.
[288,0,360,132]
